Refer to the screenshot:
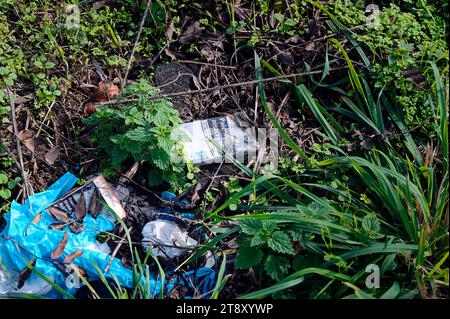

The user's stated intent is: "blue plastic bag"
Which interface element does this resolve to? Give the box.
[0,173,215,298]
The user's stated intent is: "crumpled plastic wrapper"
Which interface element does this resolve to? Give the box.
[0,172,216,298]
[0,269,54,296]
[141,220,197,259]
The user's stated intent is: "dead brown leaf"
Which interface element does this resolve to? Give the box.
[18,130,34,141]
[305,42,315,51]
[47,206,72,224]
[83,102,97,117]
[269,11,275,28]
[24,137,44,154]
[179,21,205,44]
[63,249,83,264]
[95,81,120,102]
[215,182,227,209]
[164,48,177,61]
[166,20,175,42]
[14,95,33,105]
[51,231,68,259]
[88,188,102,218]
[17,258,36,289]
[49,222,66,231]
[44,145,61,165]
[277,50,295,66]
[74,193,86,221]
[69,222,84,234]
[92,0,109,10]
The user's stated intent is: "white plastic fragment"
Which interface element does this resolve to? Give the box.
[141,220,197,259]
[203,251,216,268]
[0,269,54,296]
[84,241,111,255]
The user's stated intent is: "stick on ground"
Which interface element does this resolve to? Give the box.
[7,88,31,200]
[121,0,152,90]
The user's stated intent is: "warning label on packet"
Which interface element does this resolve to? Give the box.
[179,116,258,166]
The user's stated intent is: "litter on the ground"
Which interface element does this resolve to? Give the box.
[179,113,259,165]
[0,172,216,298]
[141,219,197,259]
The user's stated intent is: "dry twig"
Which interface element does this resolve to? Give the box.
[7,88,32,200]
[121,0,152,89]
[101,66,347,106]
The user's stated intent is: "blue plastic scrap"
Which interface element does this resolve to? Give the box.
[159,191,195,220]
[0,172,215,298]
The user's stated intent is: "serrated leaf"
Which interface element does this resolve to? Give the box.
[264,255,290,281]
[125,127,152,142]
[151,148,170,170]
[235,245,263,269]
[362,213,382,239]
[267,231,295,255]
[262,220,278,233]
[154,111,169,126]
[251,232,268,247]
[289,224,303,241]
[110,145,128,165]
[239,219,263,235]
[157,135,174,153]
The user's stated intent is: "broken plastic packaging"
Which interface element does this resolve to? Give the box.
[0,172,215,298]
[141,220,197,259]
[179,114,259,165]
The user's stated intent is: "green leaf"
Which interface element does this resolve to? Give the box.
[157,135,173,153]
[125,127,152,142]
[262,220,278,233]
[148,169,163,186]
[7,177,21,189]
[267,231,295,255]
[240,219,263,235]
[0,188,12,200]
[235,245,263,269]
[154,111,169,126]
[110,145,129,165]
[380,282,401,299]
[254,52,309,161]
[151,148,170,170]
[251,232,268,247]
[295,84,339,145]
[264,255,290,281]
[362,213,382,239]
[289,224,304,242]
[0,173,8,184]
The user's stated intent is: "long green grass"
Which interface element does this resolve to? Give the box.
[207,47,448,298]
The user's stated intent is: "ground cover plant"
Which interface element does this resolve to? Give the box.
[0,0,448,299]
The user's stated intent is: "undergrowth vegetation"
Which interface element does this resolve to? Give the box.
[225,53,448,299]
[0,0,448,299]
[326,0,449,133]
[84,80,188,188]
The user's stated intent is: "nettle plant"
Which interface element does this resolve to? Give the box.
[235,204,383,282]
[84,79,188,188]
